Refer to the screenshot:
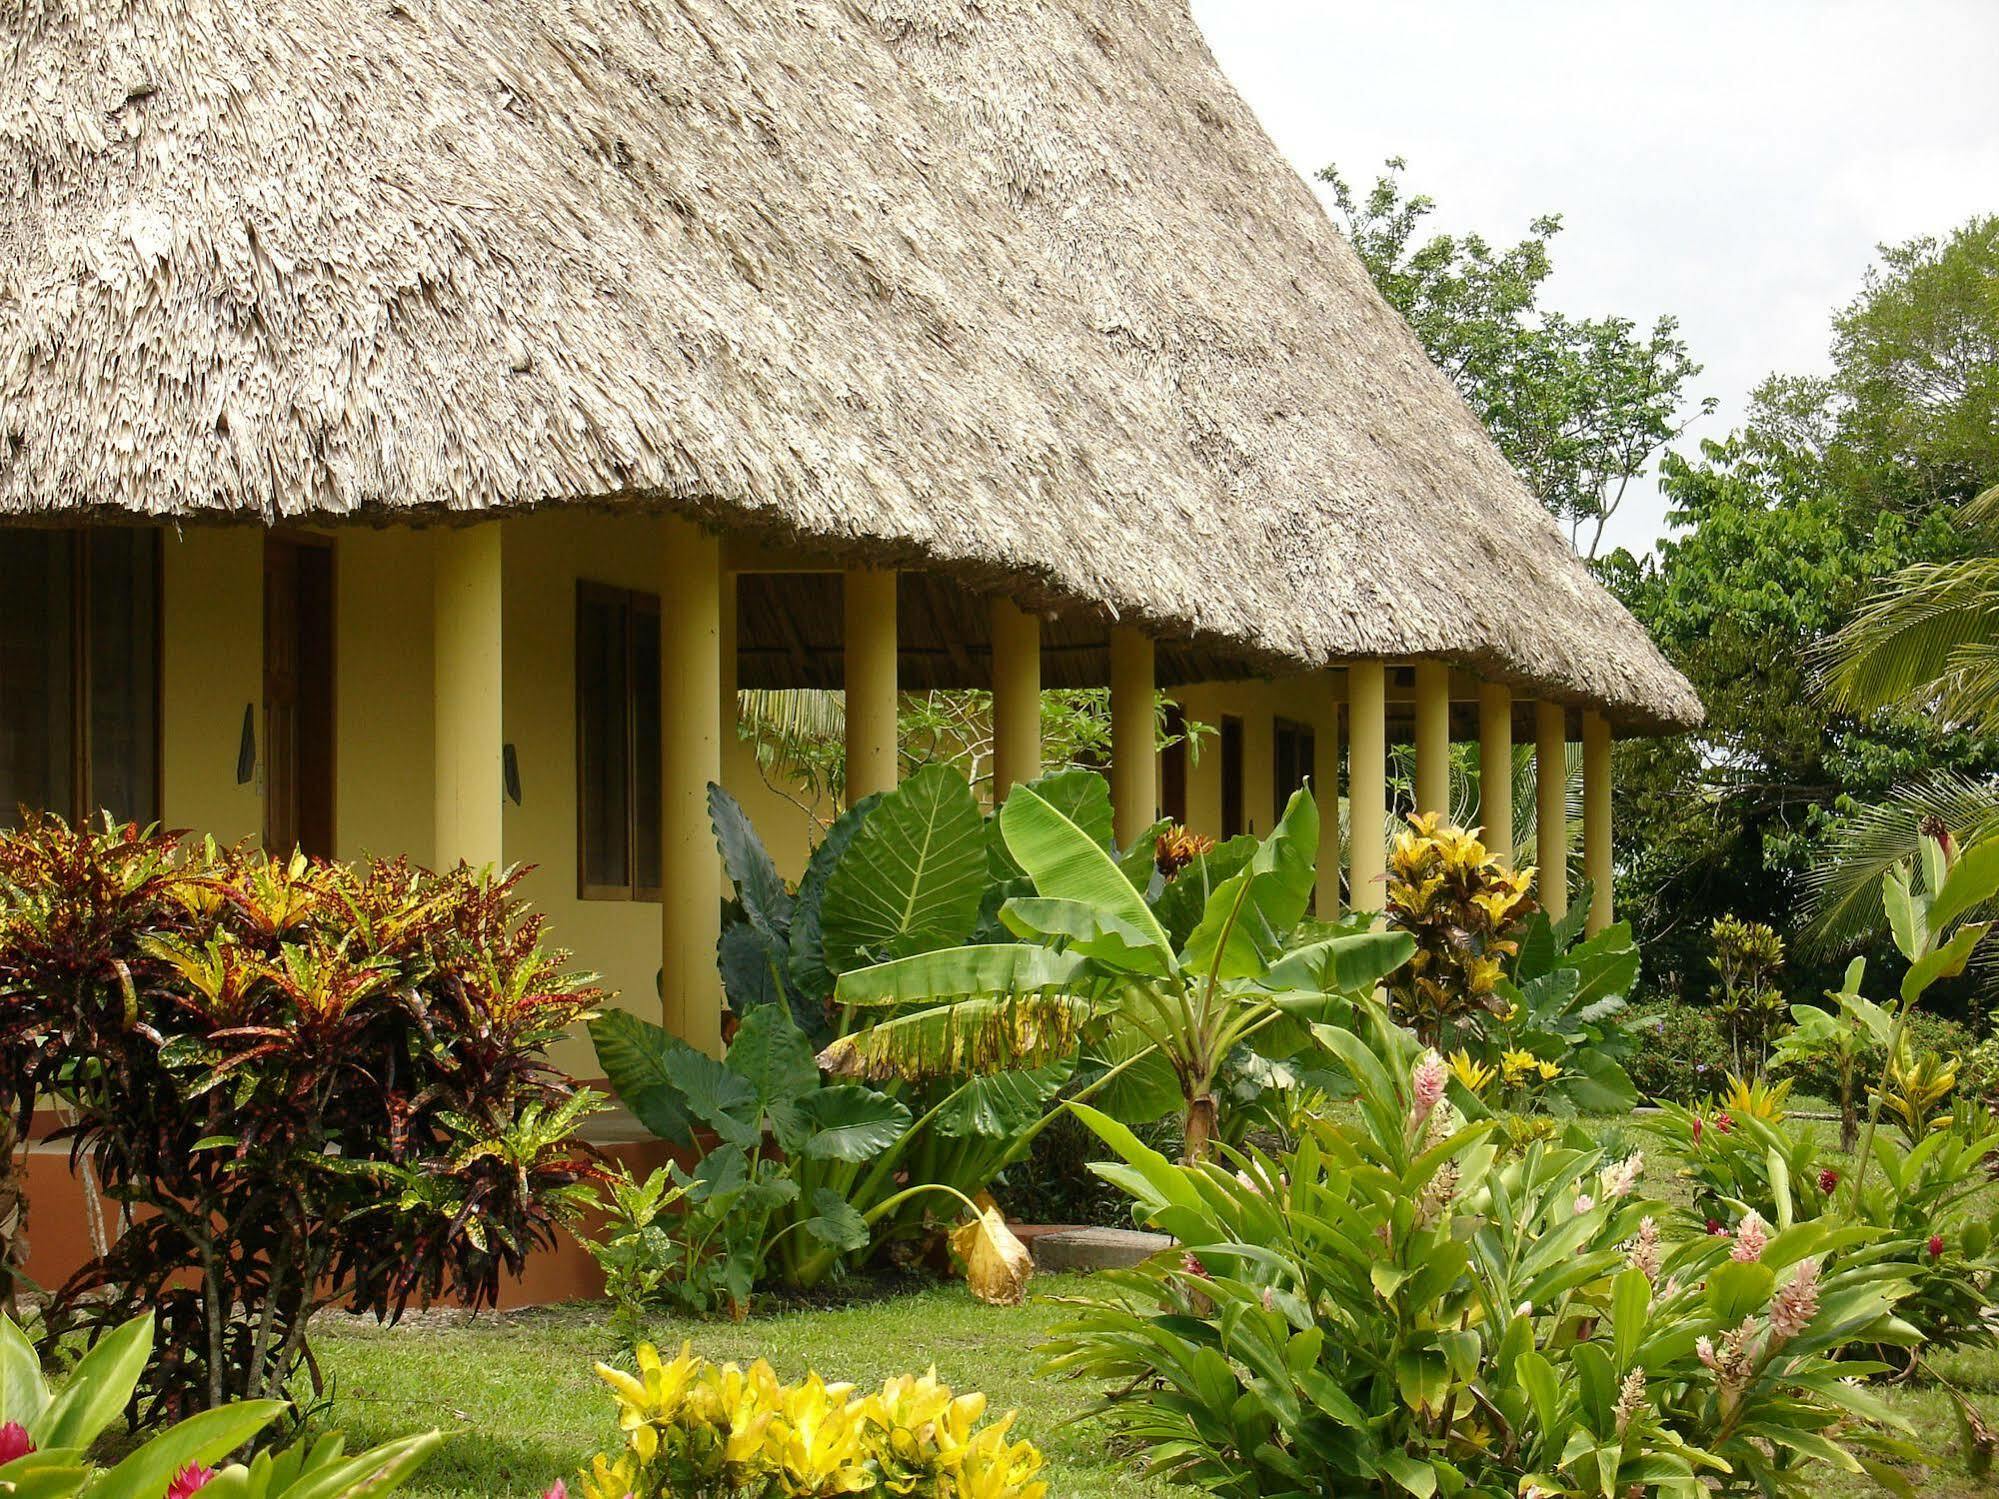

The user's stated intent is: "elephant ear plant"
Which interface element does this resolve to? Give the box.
[827,784,1413,1160]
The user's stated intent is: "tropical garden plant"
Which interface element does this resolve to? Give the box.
[1708,915,1789,1076]
[572,1341,1047,1499]
[0,1310,439,1497]
[0,816,603,1423]
[1043,1002,1922,1498]
[826,782,1413,1161]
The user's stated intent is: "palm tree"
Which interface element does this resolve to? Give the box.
[1804,483,1999,955]
[1817,483,1999,731]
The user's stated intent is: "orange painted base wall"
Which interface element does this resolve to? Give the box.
[16,1139,677,1313]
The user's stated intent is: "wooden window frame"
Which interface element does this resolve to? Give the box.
[575,581,663,903]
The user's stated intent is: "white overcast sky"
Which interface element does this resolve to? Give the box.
[1188,0,1999,556]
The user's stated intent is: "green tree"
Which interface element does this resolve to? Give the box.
[1321,157,1713,555]
[1604,219,1999,1002]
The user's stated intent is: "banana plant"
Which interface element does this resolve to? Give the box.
[1769,959,1892,1151]
[825,785,1413,1161]
[0,1311,438,1498]
[1847,821,1999,1205]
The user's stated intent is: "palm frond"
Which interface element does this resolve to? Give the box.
[1799,770,1999,955]
[1814,545,1999,732]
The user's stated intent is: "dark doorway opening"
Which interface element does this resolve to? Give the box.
[264,536,336,859]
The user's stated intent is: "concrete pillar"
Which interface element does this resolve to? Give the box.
[662,520,724,1055]
[1348,660,1387,915]
[1316,672,1343,917]
[1534,700,1569,921]
[990,597,1042,800]
[844,568,899,803]
[433,523,504,869]
[1413,660,1451,819]
[1583,708,1614,936]
[1109,626,1156,848]
[1478,681,1514,865]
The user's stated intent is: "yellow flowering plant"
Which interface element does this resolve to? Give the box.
[1388,814,1643,1115]
[577,1344,1047,1499]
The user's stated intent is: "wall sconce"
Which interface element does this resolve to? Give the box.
[503,743,523,805]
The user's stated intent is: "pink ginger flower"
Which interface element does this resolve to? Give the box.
[1769,1257,1821,1340]
[1410,1050,1448,1124]
[1612,1367,1648,1434]
[1601,1152,1644,1199]
[1731,1211,1769,1263]
[543,1485,569,1499]
[0,1424,32,1464]
[1626,1216,1663,1281]
[1573,1191,1596,1215]
[166,1465,217,1499]
[1695,1335,1717,1370]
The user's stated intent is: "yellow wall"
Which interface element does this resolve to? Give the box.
[336,528,436,865]
[1175,674,1340,841]
[161,527,264,844]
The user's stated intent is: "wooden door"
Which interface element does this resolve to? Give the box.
[263,536,335,858]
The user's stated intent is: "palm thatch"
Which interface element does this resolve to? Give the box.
[0,0,1700,731]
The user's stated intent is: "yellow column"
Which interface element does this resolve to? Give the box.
[1534,700,1569,921]
[990,597,1041,800]
[1316,672,1343,917]
[844,568,899,803]
[1109,626,1156,848]
[1583,708,1614,935]
[1348,660,1387,915]
[1478,681,1514,865]
[433,523,504,869]
[662,520,724,1055]
[1413,660,1451,819]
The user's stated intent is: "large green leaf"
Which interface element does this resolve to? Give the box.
[717,1003,822,1151]
[1182,789,1319,983]
[0,1317,47,1433]
[1933,837,1999,932]
[1566,922,1642,1010]
[717,923,789,1018]
[999,785,1172,965]
[1076,1022,1182,1125]
[589,1010,695,1145]
[88,1401,287,1499]
[991,771,1115,874]
[709,782,792,939]
[788,792,882,1000]
[1903,919,1992,1002]
[801,1188,871,1250]
[833,944,1087,1007]
[1263,932,1415,996]
[820,767,988,973]
[661,1046,760,1148]
[795,1084,911,1161]
[999,896,1169,974]
[818,994,1097,1081]
[37,1312,150,1451]
[266,1432,445,1499]
[932,1062,1075,1138]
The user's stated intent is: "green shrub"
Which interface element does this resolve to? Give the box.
[0,816,602,1423]
[1656,1095,1999,1355]
[1045,1003,1923,1499]
[1625,1002,1733,1103]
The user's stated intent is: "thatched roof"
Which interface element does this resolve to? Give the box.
[0,0,1700,731]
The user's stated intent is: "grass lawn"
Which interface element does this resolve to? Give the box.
[309,1277,1174,1499]
[304,1109,1999,1498]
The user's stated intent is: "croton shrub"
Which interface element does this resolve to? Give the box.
[0,815,603,1423]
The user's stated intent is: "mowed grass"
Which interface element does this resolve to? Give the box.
[305,1111,1999,1498]
[308,1277,1173,1499]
